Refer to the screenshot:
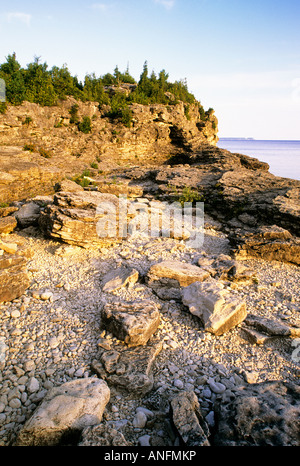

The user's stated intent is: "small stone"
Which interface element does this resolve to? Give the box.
[27,377,40,394]
[10,310,21,318]
[23,361,36,373]
[48,337,59,349]
[174,379,184,389]
[205,411,215,428]
[9,398,21,409]
[133,411,147,429]
[208,379,226,394]
[40,292,53,301]
[244,371,259,384]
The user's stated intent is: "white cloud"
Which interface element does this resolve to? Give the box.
[91,3,110,11]
[154,0,175,10]
[5,12,32,26]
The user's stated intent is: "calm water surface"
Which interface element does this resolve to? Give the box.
[217,139,300,181]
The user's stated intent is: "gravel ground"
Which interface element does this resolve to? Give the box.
[0,223,299,446]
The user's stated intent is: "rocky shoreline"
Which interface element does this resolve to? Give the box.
[0,191,299,446]
[0,98,299,447]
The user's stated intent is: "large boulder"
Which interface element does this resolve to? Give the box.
[39,191,135,248]
[15,201,41,228]
[182,280,247,335]
[16,378,110,446]
[213,381,300,446]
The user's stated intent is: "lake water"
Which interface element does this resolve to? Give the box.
[217,139,300,181]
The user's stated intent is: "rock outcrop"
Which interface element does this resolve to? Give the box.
[230,225,300,265]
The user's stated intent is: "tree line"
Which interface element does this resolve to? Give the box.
[0,53,197,106]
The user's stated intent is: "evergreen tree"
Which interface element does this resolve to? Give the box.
[24,57,57,106]
[0,53,26,105]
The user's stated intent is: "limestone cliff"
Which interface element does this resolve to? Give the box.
[0,97,218,203]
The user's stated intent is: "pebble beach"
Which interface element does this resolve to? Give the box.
[0,222,299,446]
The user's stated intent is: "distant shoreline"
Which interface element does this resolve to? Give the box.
[219,137,300,142]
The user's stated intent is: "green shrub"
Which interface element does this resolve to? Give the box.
[178,186,204,206]
[23,143,37,152]
[90,162,98,169]
[121,106,133,128]
[22,116,32,126]
[0,102,7,114]
[78,116,92,133]
[69,104,79,124]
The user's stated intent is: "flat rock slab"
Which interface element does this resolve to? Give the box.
[182,280,247,335]
[213,381,300,446]
[102,267,139,293]
[170,391,210,446]
[147,260,210,300]
[148,260,210,287]
[91,337,163,398]
[0,206,18,218]
[16,378,110,446]
[101,300,161,346]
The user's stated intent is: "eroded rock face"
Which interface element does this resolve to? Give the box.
[100,300,161,347]
[182,280,247,335]
[213,381,300,446]
[16,378,110,446]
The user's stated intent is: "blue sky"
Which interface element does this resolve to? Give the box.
[1,0,300,139]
